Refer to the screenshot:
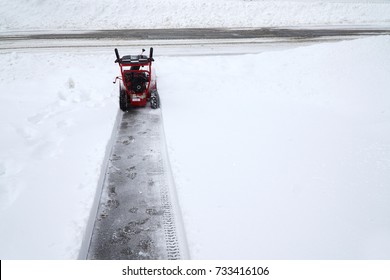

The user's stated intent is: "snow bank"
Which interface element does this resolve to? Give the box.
[0,0,390,31]
[159,36,390,259]
[0,52,117,259]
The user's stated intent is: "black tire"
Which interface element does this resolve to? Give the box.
[150,90,160,109]
[119,84,130,111]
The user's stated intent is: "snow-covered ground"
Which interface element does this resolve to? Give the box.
[0,53,118,258]
[1,35,389,259]
[1,0,390,31]
[159,36,390,259]
[1,0,390,260]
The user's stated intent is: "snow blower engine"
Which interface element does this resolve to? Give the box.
[113,48,159,111]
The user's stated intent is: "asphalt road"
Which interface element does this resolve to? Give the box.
[1,27,390,41]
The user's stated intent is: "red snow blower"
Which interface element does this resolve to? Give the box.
[113,48,159,111]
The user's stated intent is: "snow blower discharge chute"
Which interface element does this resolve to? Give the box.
[113,48,159,111]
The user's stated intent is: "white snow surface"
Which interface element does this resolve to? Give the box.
[0,0,390,263]
[1,0,390,31]
[1,36,390,259]
[0,52,118,259]
[158,36,390,259]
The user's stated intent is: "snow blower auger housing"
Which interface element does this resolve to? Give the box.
[114,48,159,111]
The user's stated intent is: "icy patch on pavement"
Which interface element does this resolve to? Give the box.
[0,0,390,31]
[159,36,390,259]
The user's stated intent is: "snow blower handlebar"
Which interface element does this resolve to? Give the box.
[114,48,154,63]
[115,48,121,63]
[149,47,154,62]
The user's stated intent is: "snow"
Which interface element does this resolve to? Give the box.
[3,36,389,259]
[158,36,390,259]
[1,0,390,260]
[0,52,118,258]
[1,0,390,31]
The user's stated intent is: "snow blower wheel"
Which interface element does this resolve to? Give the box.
[119,83,130,111]
[113,48,159,111]
[150,90,160,109]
